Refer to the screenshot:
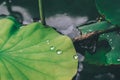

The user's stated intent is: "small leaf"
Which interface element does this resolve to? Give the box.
[96,0,120,25]
[0,17,77,80]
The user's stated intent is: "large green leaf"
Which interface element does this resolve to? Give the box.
[96,0,120,25]
[79,21,120,65]
[0,17,77,80]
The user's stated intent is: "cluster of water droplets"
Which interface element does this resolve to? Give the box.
[46,39,80,61]
[46,39,63,55]
[46,39,81,80]
[106,34,115,50]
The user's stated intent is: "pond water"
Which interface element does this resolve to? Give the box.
[0,0,120,80]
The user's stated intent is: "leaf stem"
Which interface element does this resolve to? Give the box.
[38,0,46,25]
[73,26,120,42]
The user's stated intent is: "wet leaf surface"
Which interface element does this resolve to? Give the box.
[79,21,120,65]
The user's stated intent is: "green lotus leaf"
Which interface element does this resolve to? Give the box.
[95,0,120,25]
[79,21,120,65]
[0,17,77,80]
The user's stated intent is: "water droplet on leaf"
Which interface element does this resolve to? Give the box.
[112,47,115,50]
[109,39,112,42]
[88,29,92,32]
[117,58,120,62]
[73,55,78,60]
[107,35,110,38]
[110,42,113,44]
[56,50,63,55]
[50,46,55,50]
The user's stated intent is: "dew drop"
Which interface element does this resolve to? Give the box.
[50,46,55,50]
[88,29,92,32]
[73,55,78,60]
[112,47,115,50]
[117,58,120,62]
[110,42,113,44]
[107,35,110,38]
[56,50,63,55]
[109,39,113,44]
[109,39,112,42]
